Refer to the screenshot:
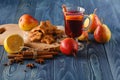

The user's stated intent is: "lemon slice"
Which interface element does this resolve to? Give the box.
[4,34,24,54]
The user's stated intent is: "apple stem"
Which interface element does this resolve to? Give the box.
[93,8,97,14]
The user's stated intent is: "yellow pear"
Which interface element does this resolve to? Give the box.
[18,14,39,31]
[84,9,101,33]
[78,31,88,41]
[94,24,111,43]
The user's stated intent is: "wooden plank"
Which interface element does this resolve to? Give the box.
[103,0,120,79]
[0,1,20,79]
[0,46,26,80]
[53,44,113,80]
[13,0,38,23]
[0,0,19,24]
[54,50,90,80]
[0,0,38,80]
[110,0,120,22]
[23,60,54,80]
[0,49,26,80]
[104,34,120,80]
[0,46,4,61]
[1,54,54,80]
[0,0,119,80]
[87,43,113,80]
[91,0,120,80]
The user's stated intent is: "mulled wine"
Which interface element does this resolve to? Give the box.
[62,5,91,51]
[64,11,84,38]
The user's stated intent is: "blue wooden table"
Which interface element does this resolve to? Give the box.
[0,0,120,80]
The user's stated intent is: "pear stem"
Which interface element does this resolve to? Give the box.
[93,8,97,14]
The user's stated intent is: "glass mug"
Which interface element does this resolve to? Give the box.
[62,5,91,38]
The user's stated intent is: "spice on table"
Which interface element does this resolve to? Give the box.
[24,70,27,72]
[14,57,23,63]
[3,63,9,66]
[9,59,15,65]
[26,63,35,69]
[7,48,59,64]
[35,58,45,64]
[8,52,56,59]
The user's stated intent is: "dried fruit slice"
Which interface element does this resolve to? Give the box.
[4,34,24,54]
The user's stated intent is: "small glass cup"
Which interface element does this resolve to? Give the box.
[62,5,91,50]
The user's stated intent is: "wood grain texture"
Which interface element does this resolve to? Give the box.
[0,0,120,80]
[92,0,120,80]
[0,0,19,24]
[0,46,4,61]
[14,0,38,23]
[87,43,113,80]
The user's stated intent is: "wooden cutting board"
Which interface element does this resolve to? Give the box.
[0,24,64,50]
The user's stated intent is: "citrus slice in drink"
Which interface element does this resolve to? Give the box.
[4,34,24,54]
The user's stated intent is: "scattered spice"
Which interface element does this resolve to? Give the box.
[14,57,23,63]
[24,70,27,72]
[9,59,15,65]
[3,63,9,66]
[19,61,24,65]
[26,63,35,69]
[35,58,44,64]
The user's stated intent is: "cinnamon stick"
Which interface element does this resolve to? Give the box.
[62,4,67,12]
[8,51,57,57]
[7,49,58,65]
[7,54,22,58]
[8,54,53,59]
[37,55,53,59]
[22,54,53,59]
[22,51,58,56]
[38,51,58,55]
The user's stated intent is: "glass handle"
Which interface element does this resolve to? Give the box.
[82,15,92,31]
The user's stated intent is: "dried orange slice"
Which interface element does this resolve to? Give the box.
[4,34,24,54]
